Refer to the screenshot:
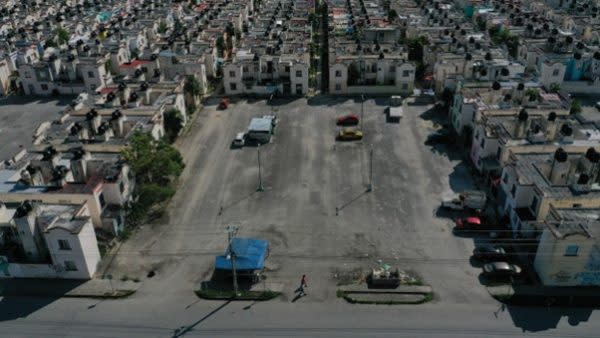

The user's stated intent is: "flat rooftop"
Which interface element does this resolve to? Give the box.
[0,96,74,162]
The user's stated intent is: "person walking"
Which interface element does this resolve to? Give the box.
[298,274,308,296]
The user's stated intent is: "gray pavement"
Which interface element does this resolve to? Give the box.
[1,96,599,337]
[105,96,486,306]
[0,95,74,161]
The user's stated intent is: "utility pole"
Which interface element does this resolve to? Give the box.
[367,145,373,192]
[257,144,264,191]
[226,225,240,297]
[361,94,365,130]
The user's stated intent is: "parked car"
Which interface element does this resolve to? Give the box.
[336,128,363,141]
[218,97,230,109]
[336,114,359,126]
[473,245,507,261]
[232,132,245,148]
[441,190,487,212]
[426,129,451,144]
[482,262,522,278]
[455,216,482,229]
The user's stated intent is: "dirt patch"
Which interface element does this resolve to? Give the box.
[331,267,367,286]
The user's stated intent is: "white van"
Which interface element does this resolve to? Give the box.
[232,132,245,147]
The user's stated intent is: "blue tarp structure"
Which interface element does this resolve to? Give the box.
[215,238,269,271]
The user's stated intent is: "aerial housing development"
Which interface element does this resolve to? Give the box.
[1,0,600,336]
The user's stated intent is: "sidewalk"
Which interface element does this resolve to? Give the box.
[0,278,139,298]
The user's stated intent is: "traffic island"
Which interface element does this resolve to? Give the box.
[337,285,434,305]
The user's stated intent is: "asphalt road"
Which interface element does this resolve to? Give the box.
[1,96,599,337]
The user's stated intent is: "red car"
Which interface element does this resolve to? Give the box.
[336,114,359,126]
[455,216,482,229]
[218,97,230,109]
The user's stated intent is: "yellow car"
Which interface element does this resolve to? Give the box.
[336,128,363,141]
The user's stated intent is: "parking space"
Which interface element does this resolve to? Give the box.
[109,96,494,305]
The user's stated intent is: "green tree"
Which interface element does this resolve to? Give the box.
[406,36,429,61]
[184,75,201,97]
[121,132,184,185]
[157,22,168,34]
[216,36,225,57]
[163,109,184,143]
[55,27,70,45]
[347,63,360,85]
[525,88,540,101]
[570,99,582,115]
[549,83,561,93]
[388,9,398,22]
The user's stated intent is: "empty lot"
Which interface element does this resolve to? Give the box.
[108,96,492,305]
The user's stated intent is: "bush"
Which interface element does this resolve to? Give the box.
[163,109,184,143]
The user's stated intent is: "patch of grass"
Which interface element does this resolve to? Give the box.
[195,289,281,301]
[338,290,434,305]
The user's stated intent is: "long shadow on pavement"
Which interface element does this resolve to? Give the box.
[0,279,84,321]
[172,300,231,337]
[507,305,594,332]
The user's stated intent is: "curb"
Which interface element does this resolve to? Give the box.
[194,289,281,301]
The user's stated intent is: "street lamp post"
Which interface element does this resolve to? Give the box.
[227,225,240,297]
[257,144,264,192]
[361,94,365,130]
[367,145,373,192]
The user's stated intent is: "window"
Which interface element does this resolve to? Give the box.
[58,239,71,251]
[335,70,342,77]
[229,71,236,77]
[87,71,95,78]
[242,66,248,73]
[64,261,78,271]
[510,184,517,197]
[41,84,48,91]
[564,245,579,257]
[296,83,303,94]
[335,83,341,90]
[552,69,560,77]
[230,83,237,91]
[371,64,377,73]
[530,196,538,212]
[402,70,410,77]
[295,70,302,78]
[99,193,106,208]
[285,66,290,73]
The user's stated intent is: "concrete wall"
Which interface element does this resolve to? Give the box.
[1,263,57,279]
[44,223,100,279]
[534,230,599,286]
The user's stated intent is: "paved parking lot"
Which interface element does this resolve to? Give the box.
[0,96,73,161]
[108,96,493,305]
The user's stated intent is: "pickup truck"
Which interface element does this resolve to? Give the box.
[442,190,487,211]
[387,95,403,122]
